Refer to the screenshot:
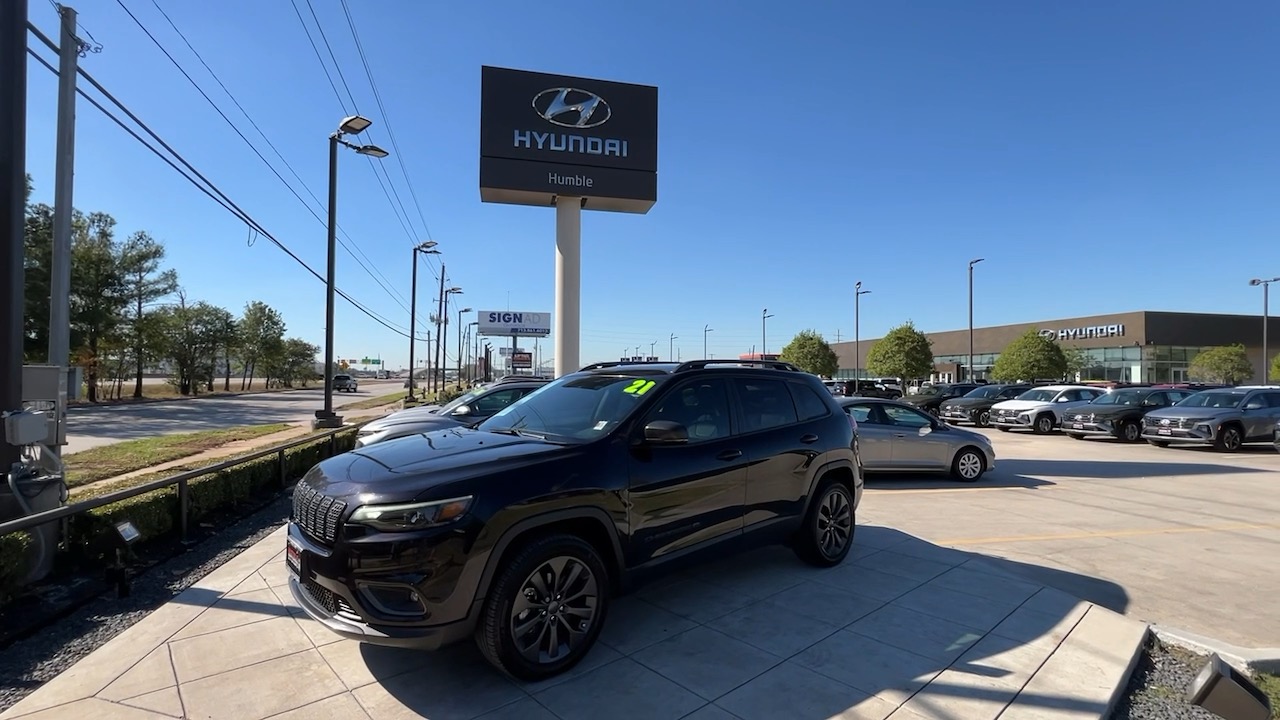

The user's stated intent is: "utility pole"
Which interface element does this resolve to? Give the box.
[669,333,678,362]
[762,309,774,358]
[432,263,445,396]
[968,258,985,382]
[47,5,77,377]
[703,325,713,359]
[1,0,29,471]
[855,283,870,380]
[407,247,419,400]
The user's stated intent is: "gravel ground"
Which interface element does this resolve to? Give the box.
[1112,635,1276,720]
[0,493,292,714]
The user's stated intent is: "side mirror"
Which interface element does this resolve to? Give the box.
[918,425,934,436]
[451,404,472,416]
[644,420,689,444]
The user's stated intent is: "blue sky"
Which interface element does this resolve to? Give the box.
[23,0,1280,371]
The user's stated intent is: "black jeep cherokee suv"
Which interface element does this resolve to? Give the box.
[286,360,862,680]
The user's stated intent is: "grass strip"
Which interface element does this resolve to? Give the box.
[341,391,407,411]
[63,423,292,487]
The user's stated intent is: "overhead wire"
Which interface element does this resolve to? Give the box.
[141,0,411,311]
[113,0,412,315]
[24,30,424,341]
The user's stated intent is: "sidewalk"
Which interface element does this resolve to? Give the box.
[0,524,1149,720]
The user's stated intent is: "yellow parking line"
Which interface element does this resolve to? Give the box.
[937,522,1280,546]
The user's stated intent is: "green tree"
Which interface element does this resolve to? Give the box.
[263,338,320,387]
[70,212,127,402]
[22,199,55,362]
[1188,344,1253,385]
[779,329,839,377]
[1270,353,1279,384]
[157,294,231,395]
[865,321,934,381]
[1062,346,1090,379]
[237,301,285,389]
[119,231,179,398]
[990,330,1068,382]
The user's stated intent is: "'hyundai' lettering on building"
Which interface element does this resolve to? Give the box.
[513,131,629,158]
[1038,324,1126,341]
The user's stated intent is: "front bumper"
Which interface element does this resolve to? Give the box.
[285,522,479,650]
[1061,418,1114,436]
[1140,425,1214,445]
[991,413,1032,429]
[940,408,973,424]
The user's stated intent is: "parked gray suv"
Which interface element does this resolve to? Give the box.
[1141,386,1280,452]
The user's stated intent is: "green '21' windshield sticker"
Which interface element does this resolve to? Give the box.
[622,379,656,396]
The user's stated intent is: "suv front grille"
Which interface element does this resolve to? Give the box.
[293,482,346,544]
[1145,417,1190,429]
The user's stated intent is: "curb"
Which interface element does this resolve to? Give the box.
[1151,624,1280,675]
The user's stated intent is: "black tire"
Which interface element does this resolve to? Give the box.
[1068,433,1085,440]
[1117,421,1141,443]
[1033,413,1055,435]
[951,447,986,482]
[975,410,991,428]
[795,479,855,568]
[476,534,609,681]
[1214,424,1243,453]
[1147,439,1170,448]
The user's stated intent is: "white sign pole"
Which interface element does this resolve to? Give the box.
[555,196,582,377]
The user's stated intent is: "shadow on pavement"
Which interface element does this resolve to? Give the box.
[334,524,1133,719]
[998,458,1259,479]
[864,472,1055,491]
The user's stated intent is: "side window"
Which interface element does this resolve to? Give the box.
[473,388,521,413]
[1143,392,1167,406]
[645,378,733,442]
[735,378,799,432]
[1266,392,1280,408]
[1242,393,1267,410]
[882,404,932,428]
[843,403,877,425]
[999,387,1022,399]
[788,381,831,422]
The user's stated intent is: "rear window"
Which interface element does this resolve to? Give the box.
[788,381,831,421]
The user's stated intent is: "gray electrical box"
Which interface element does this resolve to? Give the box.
[1187,653,1272,720]
[21,365,67,447]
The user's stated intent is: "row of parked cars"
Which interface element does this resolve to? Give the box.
[897,380,1280,453]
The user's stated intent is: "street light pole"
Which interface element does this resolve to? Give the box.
[1250,277,1279,383]
[1,0,27,470]
[855,282,870,380]
[703,324,713,360]
[406,241,438,401]
[649,340,657,360]
[762,309,774,359]
[456,306,471,386]
[669,333,678,362]
[315,115,388,429]
[968,258,985,383]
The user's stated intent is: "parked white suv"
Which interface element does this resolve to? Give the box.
[990,385,1107,434]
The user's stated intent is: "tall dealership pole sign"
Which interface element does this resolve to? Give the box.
[479,66,658,377]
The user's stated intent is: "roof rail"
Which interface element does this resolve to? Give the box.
[578,360,674,372]
[673,359,804,373]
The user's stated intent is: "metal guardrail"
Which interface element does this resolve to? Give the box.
[0,425,359,542]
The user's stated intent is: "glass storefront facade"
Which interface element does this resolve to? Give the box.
[926,345,1221,384]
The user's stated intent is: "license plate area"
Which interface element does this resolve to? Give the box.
[286,536,302,577]
[1157,428,1172,436]
[1072,423,1083,429]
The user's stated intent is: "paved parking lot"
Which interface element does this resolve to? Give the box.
[859,427,1280,649]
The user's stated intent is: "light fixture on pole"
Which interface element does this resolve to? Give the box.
[456,307,472,386]
[669,333,678,362]
[315,115,389,429]
[703,324,713,359]
[855,282,871,380]
[649,340,657,360]
[1250,276,1279,383]
[968,258,985,383]
[406,241,439,401]
[762,309,774,359]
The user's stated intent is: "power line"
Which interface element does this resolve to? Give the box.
[338,0,435,243]
[141,0,410,311]
[23,34,425,341]
[113,0,411,316]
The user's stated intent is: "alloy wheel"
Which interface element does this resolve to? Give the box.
[1221,428,1242,452]
[977,410,990,427]
[509,556,599,664]
[1122,422,1141,442]
[1036,415,1053,434]
[816,487,853,559]
[956,451,982,480]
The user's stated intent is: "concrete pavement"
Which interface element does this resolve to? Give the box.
[0,523,1148,720]
[63,380,404,454]
[859,426,1280,649]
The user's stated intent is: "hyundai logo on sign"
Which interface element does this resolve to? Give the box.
[533,88,611,128]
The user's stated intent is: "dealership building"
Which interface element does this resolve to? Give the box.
[833,311,1277,385]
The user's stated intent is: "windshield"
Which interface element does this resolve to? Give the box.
[1175,392,1244,409]
[478,374,667,442]
[1092,390,1144,406]
[914,385,941,396]
[1016,388,1058,403]
[963,386,1004,399]
[438,389,484,414]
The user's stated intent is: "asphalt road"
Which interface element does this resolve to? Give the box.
[62,380,404,454]
[858,426,1280,649]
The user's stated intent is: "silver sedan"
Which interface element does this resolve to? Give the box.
[838,397,997,482]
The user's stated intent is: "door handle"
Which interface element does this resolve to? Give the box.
[893,433,907,439]
[799,434,819,444]
[717,449,743,461]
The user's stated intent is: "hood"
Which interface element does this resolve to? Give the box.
[900,393,938,406]
[943,396,999,409]
[360,411,465,434]
[991,399,1051,412]
[1144,405,1235,420]
[306,428,570,503]
[1075,403,1131,418]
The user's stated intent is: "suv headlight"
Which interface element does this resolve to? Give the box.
[349,496,473,532]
